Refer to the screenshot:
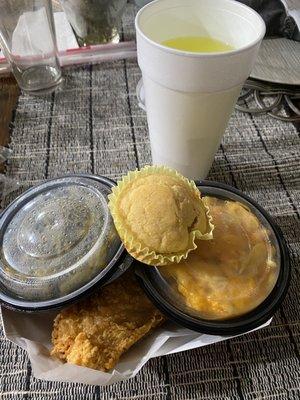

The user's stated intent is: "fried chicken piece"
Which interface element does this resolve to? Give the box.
[51,272,165,371]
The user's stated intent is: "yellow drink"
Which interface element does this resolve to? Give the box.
[162,36,234,53]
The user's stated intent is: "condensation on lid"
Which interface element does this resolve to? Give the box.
[158,192,281,321]
[137,183,287,335]
[0,176,121,302]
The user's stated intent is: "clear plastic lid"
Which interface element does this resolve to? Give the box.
[0,176,124,308]
[137,182,288,334]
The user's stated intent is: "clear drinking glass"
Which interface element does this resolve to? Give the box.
[0,0,62,94]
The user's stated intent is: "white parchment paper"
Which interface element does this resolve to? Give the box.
[1,307,271,386]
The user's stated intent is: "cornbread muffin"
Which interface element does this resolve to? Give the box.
[108,166,213,265]
[51,272,165,371]
[162,197,279,320]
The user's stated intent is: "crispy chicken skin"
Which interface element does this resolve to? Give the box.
[51,272,165,371]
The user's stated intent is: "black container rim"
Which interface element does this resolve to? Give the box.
[136,180,291,336]
[0,173,129,312]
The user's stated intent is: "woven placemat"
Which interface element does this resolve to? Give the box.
[1,58,299,400]
[1,8,300,400]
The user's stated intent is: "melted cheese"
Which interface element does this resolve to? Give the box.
[161,197,279,320]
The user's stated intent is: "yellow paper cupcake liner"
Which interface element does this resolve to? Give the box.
[108,165,214,266]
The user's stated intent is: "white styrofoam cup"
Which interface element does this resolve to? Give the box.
[135,0,266,179]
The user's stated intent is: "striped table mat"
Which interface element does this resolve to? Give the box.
[1,7,300,400]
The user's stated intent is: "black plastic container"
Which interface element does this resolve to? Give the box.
[136,181,290,335]
[0,174,132,312]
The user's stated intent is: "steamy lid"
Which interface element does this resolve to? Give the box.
[0,175,126,310]
[137,182,289,335]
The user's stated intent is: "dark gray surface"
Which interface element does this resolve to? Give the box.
[1,7,300,399]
